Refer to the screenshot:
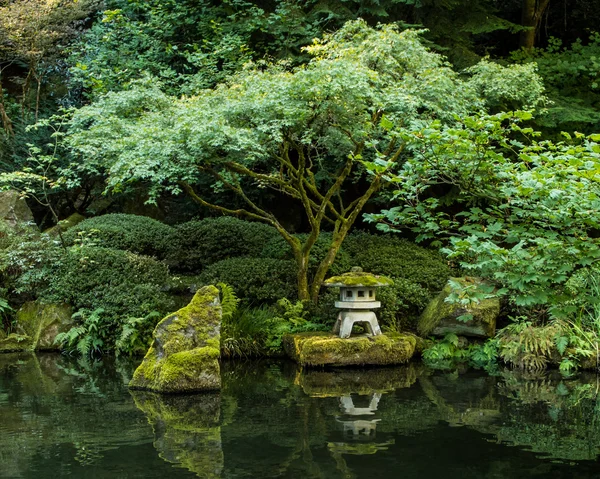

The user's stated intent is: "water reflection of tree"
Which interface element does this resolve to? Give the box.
[0,353,153,476]
[492,370,600,461]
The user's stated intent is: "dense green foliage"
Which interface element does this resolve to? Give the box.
[371,112,600,320]
[64,213,175,259]
[66,20,542,301]
[199,257,297,305]
[1,0,600,368]
[170,217,279,272]
[44,246,174,320]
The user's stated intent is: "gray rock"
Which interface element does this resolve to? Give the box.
[129,285,222,393]
[0,190,35,232]
[418,278,500,338]
[8,302,73,351]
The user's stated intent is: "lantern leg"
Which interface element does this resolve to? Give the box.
[339,312,354,339]
[367,312,382,336]
[332,312,343,335]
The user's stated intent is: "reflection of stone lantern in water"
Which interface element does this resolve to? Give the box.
[328,392,395,457]
[337,393,382,439]
[324,267,393,339]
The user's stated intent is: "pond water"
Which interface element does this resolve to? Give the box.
[2,354,600,478]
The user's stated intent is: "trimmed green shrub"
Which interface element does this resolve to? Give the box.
[341,232,452,330]
[344,232,451,291]
[198,257,297,304]
[63,214,176,259]
[44,246,175,322]
[170,217,279,272]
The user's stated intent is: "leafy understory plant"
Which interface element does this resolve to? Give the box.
[56,308,110,357]
[0,297,14,333]
[496,320,562,371]
[115,311,161,357]
[422,333,499,370]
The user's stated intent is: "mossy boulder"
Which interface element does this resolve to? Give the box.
[44,213,86,237]
[418,278,499,338]
[16,302,73,351]
[129,285,222,393]
[0,333,33,352]
[0,190,35,232]
[283,332,416,367]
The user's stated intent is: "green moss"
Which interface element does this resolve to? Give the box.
[324,271,394,287]
[0,333,33,352]
[129,285,222,393]
[15,301,73,350]
[283,332,416,367]
[418,278,499,338]
[44,213,86,237]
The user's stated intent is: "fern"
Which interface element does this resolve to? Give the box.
[55,308,108,357]
[497,320,561,371]
[218,282,240,321]
[116,311,161,357]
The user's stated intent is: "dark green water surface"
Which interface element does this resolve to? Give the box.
[2,354,600,478]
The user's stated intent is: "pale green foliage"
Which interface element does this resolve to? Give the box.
[67,20,544,201]
[465,59,546,111]
[370,112,600,318]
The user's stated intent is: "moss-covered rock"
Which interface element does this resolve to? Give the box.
[418,278,499,338]
[0,190,35,232]
[129,285,222,393]
[0,333,33,352]
[43,213,85,237]
[16,302,73,351]
[283,332,416,367]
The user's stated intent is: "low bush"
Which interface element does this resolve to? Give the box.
[170,217,279,272]
[63,214,176,259]
[344,232,450,292]
[198,257,297,304]
[43,246,175,324]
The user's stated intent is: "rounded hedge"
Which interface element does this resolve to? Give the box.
[44,246,175,321]
[170,217,280,272]
[198,257,297,304]
[344,232,450,292]
[261,232,352,277]
[63,214,176,259]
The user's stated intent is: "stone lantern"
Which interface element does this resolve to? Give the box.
[324,267,393,339]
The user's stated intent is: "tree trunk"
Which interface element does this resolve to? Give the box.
[296,252,311,302]
[520,0,551,49]
[309,226,349,303]
[0,76,13,135]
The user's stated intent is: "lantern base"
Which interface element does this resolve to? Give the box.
[333,310,382,339]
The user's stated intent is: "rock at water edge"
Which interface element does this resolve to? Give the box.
[130,285,222,393]
[418,278,499,338]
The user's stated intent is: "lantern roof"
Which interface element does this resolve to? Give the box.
[324,268,393,288]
